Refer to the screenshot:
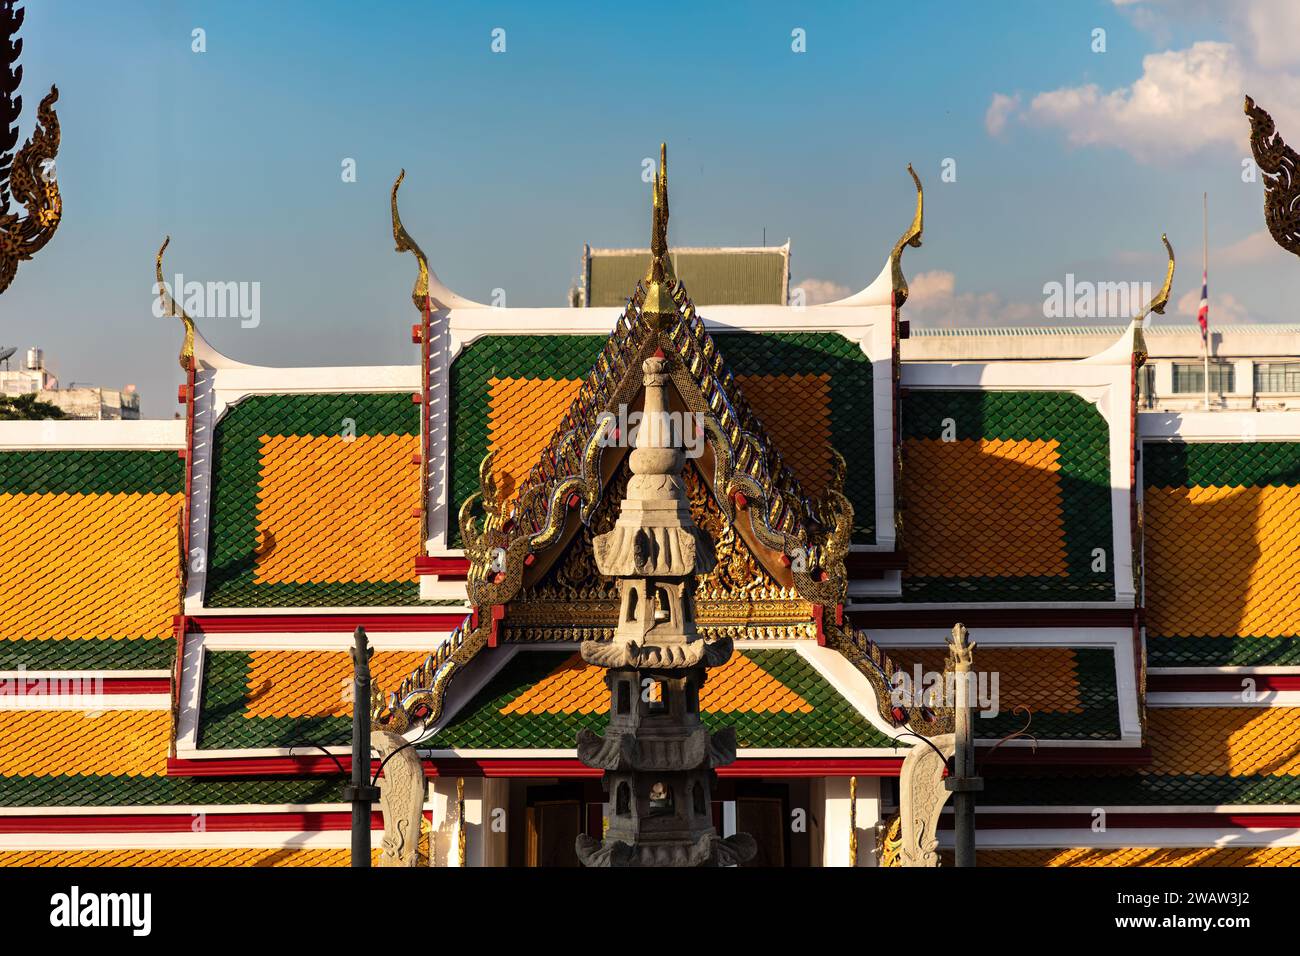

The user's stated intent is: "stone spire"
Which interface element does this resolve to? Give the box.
[575,354,755,867]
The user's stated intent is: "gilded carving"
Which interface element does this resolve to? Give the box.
[1245,96,1300,258]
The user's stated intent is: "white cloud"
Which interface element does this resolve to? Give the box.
[995,2,1300,162]
[1025,42,1246,162]
[985,93,1020,137]
[905,270,1041,327]
[1175,286,1249,324]
[790,277,850,305]
[1216,229,1285,266]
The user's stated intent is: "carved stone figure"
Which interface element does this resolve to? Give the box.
[374,730,426,867]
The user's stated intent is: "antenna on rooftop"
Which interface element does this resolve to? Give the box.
[0,346,14,370]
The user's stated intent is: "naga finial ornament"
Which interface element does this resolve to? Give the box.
[1129,234,1174,367]
[155,236,195,371]
[0,2,61,295]
[641,143,676,319]
[889,164,924,307]
[391,168,431,311]
[1244,96,1300,259]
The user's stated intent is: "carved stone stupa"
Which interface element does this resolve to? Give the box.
[574,354,756,867]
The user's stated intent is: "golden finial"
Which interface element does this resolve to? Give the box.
[1144,233,1175,318]
[890,164,924,307]
[1130,233,1174,367]
[392,169,431,312]
[642,143,676,318]
[155,236,195,372]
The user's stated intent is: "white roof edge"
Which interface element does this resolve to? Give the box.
[912,323,1300,337]
[586,244,790,257]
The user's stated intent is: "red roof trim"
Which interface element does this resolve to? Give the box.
[168,755,905,779]
[1148,674,1300,693]
[181,612,465,634]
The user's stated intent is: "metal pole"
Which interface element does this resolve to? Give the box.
[1203,192,1210,412]
[346,625,379,867]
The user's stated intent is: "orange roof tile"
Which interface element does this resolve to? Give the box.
[245,650,430,718]
[1147,707,1300,777]
[486,377,584,502]
[889,647,1082,714]
[1145,485,1300,638]
[0,493,181,642]
[253,434,420,585]
[735,373,832,498]
[0,847,376,867]
[903,438,1067,578]
[499,651,812,715]
[972,846,1300,867]
[0,710,170,777]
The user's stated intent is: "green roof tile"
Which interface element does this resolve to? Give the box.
[204,392,421,608]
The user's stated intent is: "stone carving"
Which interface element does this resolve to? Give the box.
[574,351,754,867]
[374,730,425,867]
[899,732,955,868]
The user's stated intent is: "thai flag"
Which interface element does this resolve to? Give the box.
[1197,270,1209,344]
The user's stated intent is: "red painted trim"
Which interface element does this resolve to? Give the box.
[168,755,905,779]
[6,677,171,696]
[848,607,1140,629]
[0,811,382,834]
[1149,674,1300,693]
[182,612,465,634]
[414,555,468,579]
[8,808,1297,837]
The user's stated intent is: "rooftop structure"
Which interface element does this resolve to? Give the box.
[0,140,1297,868]
[903,324,1300,412]
[580,243,789,308]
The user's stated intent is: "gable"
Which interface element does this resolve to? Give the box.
[448,330,874,546]
[431,649,895,751]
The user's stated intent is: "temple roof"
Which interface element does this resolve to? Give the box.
[1142,440,1300,667]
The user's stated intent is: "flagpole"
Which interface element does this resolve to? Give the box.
[1203,192,1210,411]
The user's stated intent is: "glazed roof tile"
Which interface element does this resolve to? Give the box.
[959,847,1300,867]
[898,389,1113,602]
[886,646,1119,740]
[982,707,1300,807]
[432,649,888,750]
[204,392,423,608]
[0,448,183,671]
[0,848,376,867]
[1144,441,1300,668]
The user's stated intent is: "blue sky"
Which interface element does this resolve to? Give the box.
[2,0,1298,416]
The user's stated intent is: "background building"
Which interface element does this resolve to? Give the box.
[0,346,140,419]
[578,243,790,308]
[903,324,1300,412]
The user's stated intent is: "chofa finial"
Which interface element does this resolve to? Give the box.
[641,143,676,318]
[890,164,924,307]
[392,169,431,312]
[155,236,195,372]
